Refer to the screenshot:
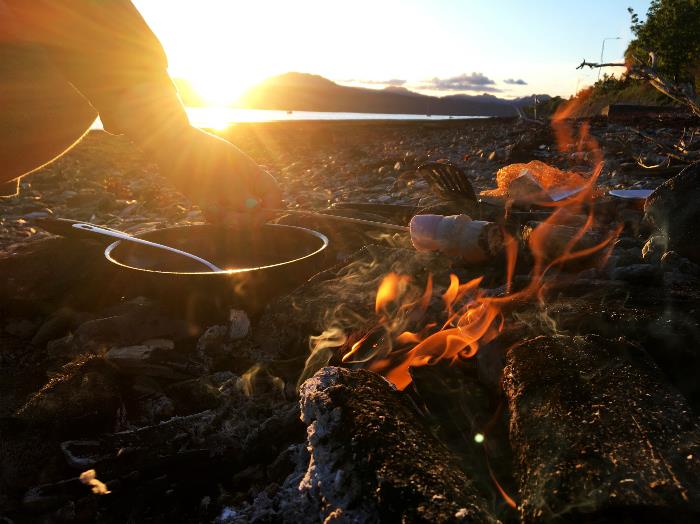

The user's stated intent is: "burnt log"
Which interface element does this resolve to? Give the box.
[504,335,700,522]
[299,367,497,523]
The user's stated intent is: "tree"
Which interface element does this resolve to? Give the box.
[627,0,700,86]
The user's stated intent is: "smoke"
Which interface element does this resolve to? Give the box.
[297,327,347,387]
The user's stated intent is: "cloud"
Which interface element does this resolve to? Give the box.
[368,78,407,86]
[504,78,528,85]
[347,78,407,86]
[423,72,501,92]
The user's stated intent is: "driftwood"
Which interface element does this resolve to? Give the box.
[503,335,700,522]
[298,367,498,523]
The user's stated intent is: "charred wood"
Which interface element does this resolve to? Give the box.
[299,367,498,523]
[504,335,700,522]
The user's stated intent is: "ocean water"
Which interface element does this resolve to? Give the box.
[91,107,487,130]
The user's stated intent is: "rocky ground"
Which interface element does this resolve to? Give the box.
[1,117,700,523]
[1,116,692,250]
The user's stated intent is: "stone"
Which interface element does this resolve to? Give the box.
[660,251,700,276]
[228,309,251,340]
[645,163,700,261]
[641,234,667,263]
[4,318,38,338]
[610,263,661,284]
[105,339,191,379]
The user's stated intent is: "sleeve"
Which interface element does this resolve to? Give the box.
[3,0,188,135]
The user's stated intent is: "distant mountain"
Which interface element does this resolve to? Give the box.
[234,72,550,117]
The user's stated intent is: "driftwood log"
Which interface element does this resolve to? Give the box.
[299,367,498,523]
[504,335,700,522]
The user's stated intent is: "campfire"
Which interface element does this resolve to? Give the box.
[1,106,699,523]
[344,113,625,393]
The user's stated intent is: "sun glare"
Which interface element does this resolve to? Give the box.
[190,74,249,106]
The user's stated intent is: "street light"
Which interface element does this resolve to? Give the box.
[598,36,622,80]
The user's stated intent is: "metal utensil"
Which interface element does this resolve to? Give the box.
[270,208,408,232]
[608,189,655,200]
[33,217,224,272]
[417,162,478,203]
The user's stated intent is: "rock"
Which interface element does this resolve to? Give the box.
[641,234,667,263]
[614,237,642,250]
[3,318,38,338]
[105,339,195,379]
[228,309,251,340]
[660,251,700,276]
[610,263,661,284]
[31,308,89,348]
[16,354,121,431]
[196,325,231,367]
[74,300,190,349]
[644,163,700,261]
[612,246,642,267]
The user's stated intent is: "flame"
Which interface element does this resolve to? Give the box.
[375,273,411,314]
[342,96,621,390]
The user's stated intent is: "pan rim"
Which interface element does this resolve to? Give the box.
[104,223,329,276]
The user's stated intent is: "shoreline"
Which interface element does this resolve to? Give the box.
[0,116,689,252]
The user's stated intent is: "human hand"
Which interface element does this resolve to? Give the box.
[152,126,281,225]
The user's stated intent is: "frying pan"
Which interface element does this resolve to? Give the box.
[35,218,330,318]
[105,223,330,317]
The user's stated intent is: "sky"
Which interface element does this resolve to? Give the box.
[133,0,652,104]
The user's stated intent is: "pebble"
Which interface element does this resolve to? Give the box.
[229,309,251,340]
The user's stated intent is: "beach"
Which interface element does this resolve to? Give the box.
[0,116,672,252]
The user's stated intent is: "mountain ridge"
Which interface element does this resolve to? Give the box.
[178,72,551,117]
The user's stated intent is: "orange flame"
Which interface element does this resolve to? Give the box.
[375,273,410,314]
[343,96,621,390]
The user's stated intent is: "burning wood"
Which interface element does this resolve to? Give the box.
[504,335,700,522]
[298,367,497,523]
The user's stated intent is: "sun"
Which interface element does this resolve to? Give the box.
[188,73,250,107]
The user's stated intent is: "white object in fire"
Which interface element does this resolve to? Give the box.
[409,214,503,263]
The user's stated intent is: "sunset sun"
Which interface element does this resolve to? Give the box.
[189,73,249,106]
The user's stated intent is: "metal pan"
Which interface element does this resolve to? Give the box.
[104,223,329,318]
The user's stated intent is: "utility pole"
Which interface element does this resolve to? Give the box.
[533,96,538,120]
[598,37,621,81]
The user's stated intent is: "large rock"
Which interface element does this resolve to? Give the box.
[644,162,700,261]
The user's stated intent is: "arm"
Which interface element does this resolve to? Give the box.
[4,0,281,216]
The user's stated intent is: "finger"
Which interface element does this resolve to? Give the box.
[252,171,283,209]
